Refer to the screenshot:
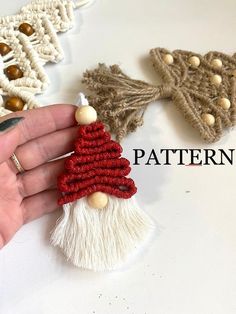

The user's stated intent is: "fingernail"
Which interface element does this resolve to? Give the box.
[0,234,4,250]
[0,117,24,132]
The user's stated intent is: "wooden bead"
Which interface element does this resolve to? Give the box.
[211,74,222,86]
[5,97,25,112]
[19,23,35,36]
[232,69,236,77]
[189,56,200,67]
[0,42,11,56]
[5,65,23,80]
[163,54,174,65]
[218,97,231,110]
[211,58,222,69]
[87,192,108,209]
[202,113,215,126]
[75,105,97,125]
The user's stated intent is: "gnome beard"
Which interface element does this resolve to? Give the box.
[51,196,153,271]
[51,99,154,271]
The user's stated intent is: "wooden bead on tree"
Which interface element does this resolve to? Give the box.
[75,105,97,125]
[189,56,200,67]
[87,192,108,209]
[5,65,23,80]
[163,54,174,65]
[232,70,236,77]
[211,74,222,86]
[202,113,215,126]
[211,58,222,69]
[19,23,35,36]
[0,43,11,56]
[5,97,25,112]
[218,97,231,110]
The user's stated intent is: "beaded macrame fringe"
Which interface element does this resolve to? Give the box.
[83,48,236,143]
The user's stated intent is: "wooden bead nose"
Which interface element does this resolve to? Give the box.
[0,43,11,56]
[87,192,108,209]
[5,65,23,80]
[19,23,35,36]
[5,97,25,112]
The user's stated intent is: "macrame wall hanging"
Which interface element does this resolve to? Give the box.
[51,94,154,271]
[0,0,91,116]
[82,48,236,143]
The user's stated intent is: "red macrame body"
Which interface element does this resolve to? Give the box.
[58,121,137,205]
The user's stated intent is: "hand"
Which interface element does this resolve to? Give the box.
[0,105,78,249]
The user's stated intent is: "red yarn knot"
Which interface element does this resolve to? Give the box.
[58,121,137,205]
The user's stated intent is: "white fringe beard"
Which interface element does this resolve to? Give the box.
[51,196,154,271]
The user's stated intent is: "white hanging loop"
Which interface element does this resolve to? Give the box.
[75,92,89,107]
[74,0,94,9]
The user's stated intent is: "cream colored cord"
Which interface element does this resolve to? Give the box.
[74,0,94,8]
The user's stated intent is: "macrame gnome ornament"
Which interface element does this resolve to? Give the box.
[51,94,153,271]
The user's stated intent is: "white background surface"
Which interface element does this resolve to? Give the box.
[1,0,236,313]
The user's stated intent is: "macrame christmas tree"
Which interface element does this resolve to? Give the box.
[21,0,79,32]
[51,95,153,271]
[0,0,91,116]
[83,48,236,143]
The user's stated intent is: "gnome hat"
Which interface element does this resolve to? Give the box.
[58,121,137,206]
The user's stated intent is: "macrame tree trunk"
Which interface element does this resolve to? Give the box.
[51,98,154,271]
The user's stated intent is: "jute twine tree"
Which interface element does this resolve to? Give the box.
[82,48,236,143]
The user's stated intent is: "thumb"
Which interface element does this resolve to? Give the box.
[0,117,24,164]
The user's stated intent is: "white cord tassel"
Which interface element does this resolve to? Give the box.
[51,196,154,271]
